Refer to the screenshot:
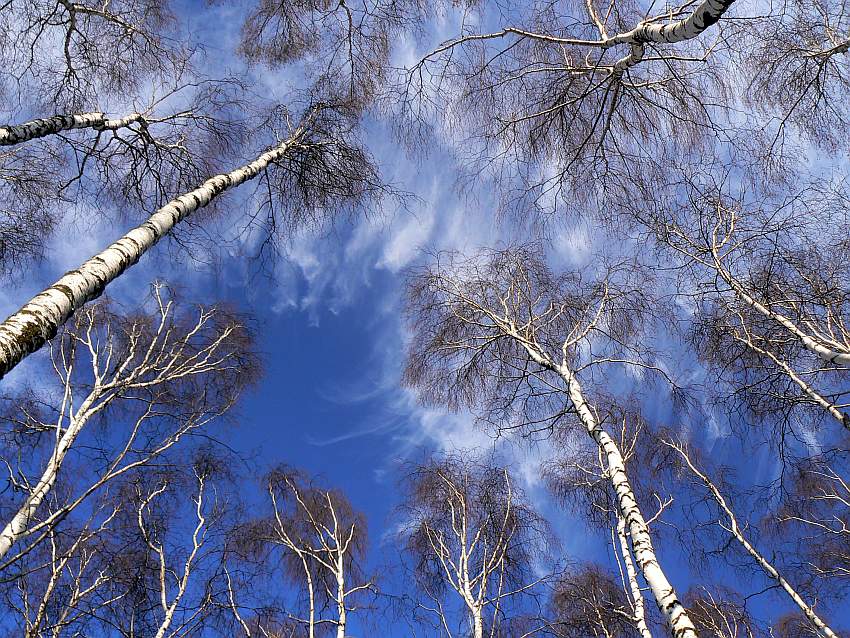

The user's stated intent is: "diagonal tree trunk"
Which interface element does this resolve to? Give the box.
[717,262,850,367]
[665,440,839,638]
[520,342,698,638]
[0,399,94,560]
[0,114,314,380]
[0,112,146,146]
[616,513,654,638]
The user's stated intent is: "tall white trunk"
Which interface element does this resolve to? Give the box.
[305,561,316,638]
[0,112,143,146]
[616,514,653,638]
[336,553,347,638]
[522,343,697,637]
[472,607,484,638]
[0,118,311,379]
[563,369,695,637]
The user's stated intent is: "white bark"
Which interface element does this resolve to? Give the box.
[0,387,98,560]
[336,549,347,638]
[729,327,850,429]
[667,441,839,638]
[695,225,850,367]
[626,0,736,44]
[720,266,850,367]
[608,0,735,72]
[520,344,697,637]
[0,295,239,564]
[616,514,653,638]
[269,478,372,638]
[144,476,208,638]
[0,117,311,380]
[563,369,696,638]
[472,610,484,638]
[0,112,143,146]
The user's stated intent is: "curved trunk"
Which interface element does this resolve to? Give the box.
[630,0,736,44]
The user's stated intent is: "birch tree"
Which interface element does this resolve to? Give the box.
[0,0,253,279]
[241,466,375,638]
[0,283,254,568]
[398,0,742,216]
[398,452,553,638]
[130,463,220,638]
[0,0,411,379]
[60,451,244,638]
[0,79,248,277]
[650,180,850,435]
[403,246,698,636]
[547,411,667,638]
[660,438,840,638]
[398,0,850,217]
[1,497,123,638]
[0,102,385,380]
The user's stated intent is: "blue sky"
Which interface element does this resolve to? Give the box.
[3,0,850,634]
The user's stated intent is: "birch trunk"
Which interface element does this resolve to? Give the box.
[730,332,850,429]
[563,369,695,637]
[0,112,144,146]
[716,261,850,366]
[521,344,697,636]
[0,395,96,559]
[616,514,653,638]
[669,443,839,638]
[628,0,736,44]
[472,608,484,638]
[305,561,316,638]
[336,553,347,638]
[566,0,735,52]
[0,117,311,380]
[603,0,735,71]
